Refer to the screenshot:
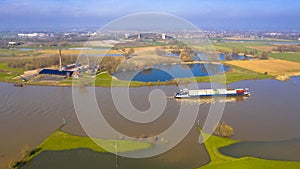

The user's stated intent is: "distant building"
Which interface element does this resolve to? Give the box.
[8,42,17,46]
[127,33,172,40]
[18,33,46,38]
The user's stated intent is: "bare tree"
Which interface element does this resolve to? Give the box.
[261,51,269,60]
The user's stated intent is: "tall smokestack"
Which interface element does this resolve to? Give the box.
[59,49,62,71]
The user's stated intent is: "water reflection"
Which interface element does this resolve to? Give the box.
[113,63,228,82]
[174,96,248,104]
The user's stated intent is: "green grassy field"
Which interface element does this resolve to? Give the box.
[14,130,151,169]
[15,126,300,169]
[270,52,300,63]
[175,64,271,84]
[212,42,269,54]
[60,72,147,87]
[39,131,151,153]
[0,63,24,83]
[222,64,272,83]
[197,127,300,169]
[0,49,34,57]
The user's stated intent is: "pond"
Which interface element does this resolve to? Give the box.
[113,63,229,82]
[80,53,124,57]
[20,148,205,169]
[219,138,300,162]
[218,53,251,60]
[19,48,35,51]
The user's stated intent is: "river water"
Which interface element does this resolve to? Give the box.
[1,77,300,168]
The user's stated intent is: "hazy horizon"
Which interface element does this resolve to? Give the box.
[0,0,300,32]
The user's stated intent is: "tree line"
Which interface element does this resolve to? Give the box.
[274,45,300,52]
[7,55,77,70]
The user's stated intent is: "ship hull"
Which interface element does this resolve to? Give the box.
[174,88,250,98]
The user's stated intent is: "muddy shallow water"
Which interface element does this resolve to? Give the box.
[1,77,300,168]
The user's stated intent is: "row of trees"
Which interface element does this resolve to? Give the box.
[274,45,300,52]
[159,46,195,62]
[124,48,135,59]
[223,51,269,60]
[100,56,123,74]
[218,48,258,56]
[214,121,234,137]
[261,51,269,59]
[8,145,40,169]
[7,55,77,70]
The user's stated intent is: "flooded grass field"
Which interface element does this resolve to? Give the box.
[1,77,300,168]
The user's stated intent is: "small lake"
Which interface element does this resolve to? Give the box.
[19,48,36,51]
[218,53,251,61]
[195,52,248,61]
[221,39,300,45]
[113,63,229,82]
[80,53,124,57]
[267,41,300,45]
[20,148,204,169]
[220,138,300,161]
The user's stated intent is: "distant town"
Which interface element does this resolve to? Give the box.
[1,30,300,48]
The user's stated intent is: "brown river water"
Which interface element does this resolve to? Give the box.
[1,77,300,169]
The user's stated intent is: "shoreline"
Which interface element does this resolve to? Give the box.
[10,128,152,169]
[4,60,296,87]
[0,70,278,88]
[1,75,280,88]
[197,126,300,169]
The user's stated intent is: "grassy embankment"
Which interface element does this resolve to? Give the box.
[225,60,300,81]
[270,52,300,63]
[189,64,271,84]
[14,130,151,169]
[212,42,271,56]
[212,42,300,81]
[0,63,24,83]
[39,131,151,153]
[14,125,300,169]
[0,48,41,57]
[197,127,300,169]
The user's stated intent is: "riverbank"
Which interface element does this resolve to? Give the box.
[2,78,300,169]
[197,127,300,169]
[0,63,272,88]
[13,126,300,169]
[225,60,300,81]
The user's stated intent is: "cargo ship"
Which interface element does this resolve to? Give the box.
[174,88,250,98]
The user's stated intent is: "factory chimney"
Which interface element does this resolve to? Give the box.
[59,49,62,71]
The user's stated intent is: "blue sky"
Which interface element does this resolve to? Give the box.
[0,0,299,31]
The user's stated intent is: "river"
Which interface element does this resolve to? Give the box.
[1,77,300,168]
